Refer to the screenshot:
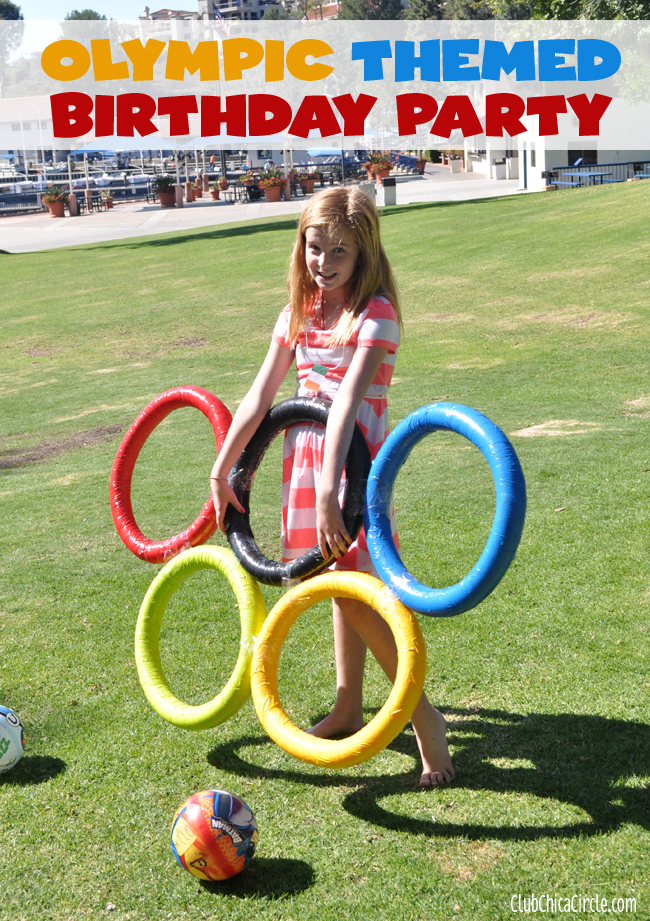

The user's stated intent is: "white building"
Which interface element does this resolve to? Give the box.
[139,1,284,26]
[464,99,650,192]
[138,7,203,41]
[0,95,62,173]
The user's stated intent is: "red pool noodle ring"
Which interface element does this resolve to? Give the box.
[110,386,232,564]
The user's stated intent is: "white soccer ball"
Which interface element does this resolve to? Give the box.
[0,706,25,774]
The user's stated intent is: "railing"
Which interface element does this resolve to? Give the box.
[0,182,155,216]
[546,160,650,188]
[0,192,46,214]
[105,182,154,201]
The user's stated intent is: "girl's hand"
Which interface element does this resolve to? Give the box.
[210,476,245,535]
[316,492,352,560]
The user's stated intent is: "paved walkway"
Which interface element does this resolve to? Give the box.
[0,165,521,254]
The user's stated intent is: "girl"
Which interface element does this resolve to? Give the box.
[210,187,454,787]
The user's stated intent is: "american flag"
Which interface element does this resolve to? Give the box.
[213,1,231,38]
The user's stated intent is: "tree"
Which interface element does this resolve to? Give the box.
[262,6,293,16]
[445,0,492,16]
[444,0,493,17]
[0,0,22,18]
[406,0,443,18]
[451,0,650,15]
[531,0,650,15]
[64,8,107,18]
[0,1,24,98]
[486,0,533,15]
[290,0,315,17]
[2,49,49,97]
[339,0,403,19]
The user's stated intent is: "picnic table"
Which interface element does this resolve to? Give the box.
[557,171,614,187]
[220,181,249,203]
[76,191,109,213]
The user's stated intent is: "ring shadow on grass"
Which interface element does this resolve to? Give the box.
[199,857,315,899]
[0,755,66,787]
[208,708,650,843]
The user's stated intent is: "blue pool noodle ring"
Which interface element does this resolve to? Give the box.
[365,403,526,617]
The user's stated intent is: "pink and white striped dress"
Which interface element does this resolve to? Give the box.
[272,295,400,573]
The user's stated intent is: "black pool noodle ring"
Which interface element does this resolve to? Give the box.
[225,397,371,586]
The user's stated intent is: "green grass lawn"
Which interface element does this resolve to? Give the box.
[1,181,649,921]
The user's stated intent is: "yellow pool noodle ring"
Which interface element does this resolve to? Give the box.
[251,571,426,768]
[135,546,266,731]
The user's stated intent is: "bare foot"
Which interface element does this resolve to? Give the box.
[412,703,455,787]
[308,709,365,739]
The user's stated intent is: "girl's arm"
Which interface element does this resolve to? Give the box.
[316,345,389,559]
[211,339,295,533]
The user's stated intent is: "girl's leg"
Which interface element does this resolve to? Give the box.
[313,597,455,787]
[308,603,367,737]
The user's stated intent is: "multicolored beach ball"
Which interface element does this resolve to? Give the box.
[0,705,25,774]
[171,789,258,881]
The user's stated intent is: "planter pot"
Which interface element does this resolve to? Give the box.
[218,182,228,192]
[209,189,220,200]
[416,159,427,174]
[264,187,281,202]
[306,179,315,193]
[158,190,176,208]
[104,198,114,209]
[375,169,390,184]
[193,187,203,198]
[367,170,375,181]
[45,201,65,217]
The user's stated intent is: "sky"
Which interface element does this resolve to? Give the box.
[17,1,150,18]
[12,1,176,57]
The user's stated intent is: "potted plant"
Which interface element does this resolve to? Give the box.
[370,154,392,182]
[305,172,319,192]
[152,175,176,208]
[100,189,114,209]
[192,178,203,198]
[209,181,220,201]
[297,172,317,193]
[217,177,228,191]
[259,171,285,202]
[41,185,68,218]
[243,169,256,185]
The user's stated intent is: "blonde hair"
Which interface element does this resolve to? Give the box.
[287,187,401,347]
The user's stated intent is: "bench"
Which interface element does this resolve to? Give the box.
[553,180,582,187]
